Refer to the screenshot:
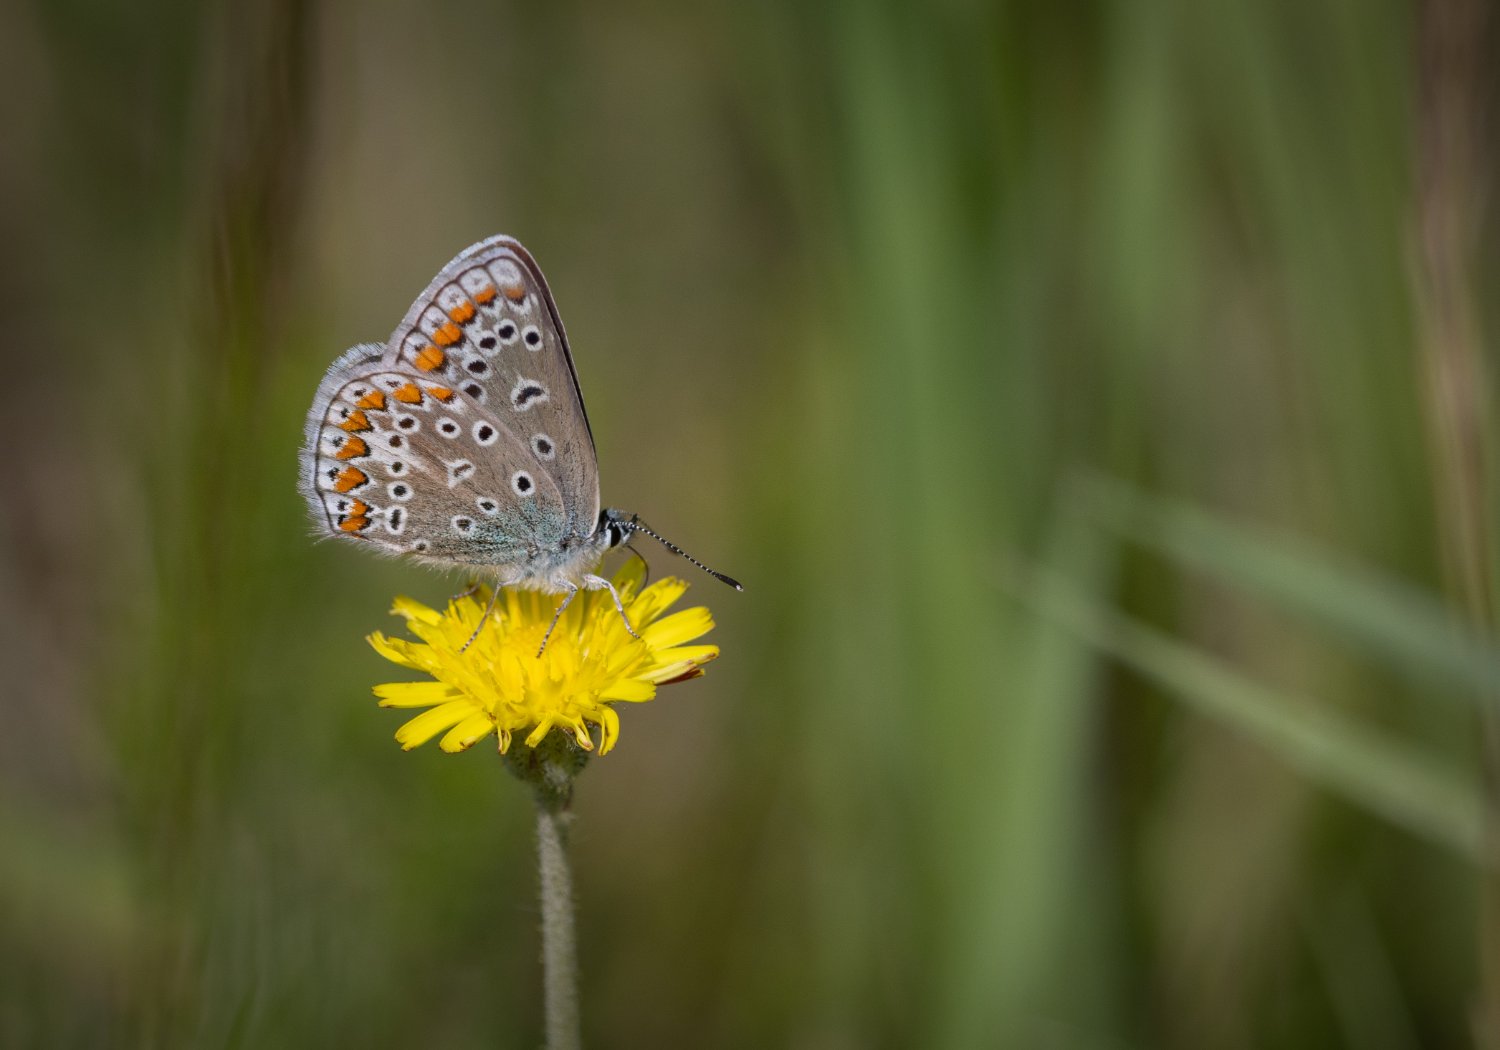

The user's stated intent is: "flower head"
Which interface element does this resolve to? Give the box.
[368,561,718,755]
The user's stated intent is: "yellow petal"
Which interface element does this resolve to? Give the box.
[394,700,477,749]
[439,712,496,752]
[629,578,689,626]
[447,587,492,617]
[599,679,656,702]
[564,718,595,751]
[390,595,443,625]
[367,632,436,672]
[647,644,720,670]
[374,681,464,708]
[597,706,621,755]
[611,557,647,599]
[640,607,715,650]
[640,659,702,684]
[524,718,556,749]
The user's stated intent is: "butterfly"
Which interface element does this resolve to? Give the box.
[299,235,740,650]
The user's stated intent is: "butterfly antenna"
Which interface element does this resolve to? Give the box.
[628,520,743,590]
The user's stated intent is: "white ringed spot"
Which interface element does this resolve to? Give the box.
[446,459,475,487]
[510,378,548,412]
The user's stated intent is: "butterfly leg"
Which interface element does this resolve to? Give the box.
[538,583,580,658]
[459,581,504,654]
[452,580,483,601]
[582,574,641,642]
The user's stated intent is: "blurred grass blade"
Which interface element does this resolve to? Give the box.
[939,508,1124,1046]
[1002,556,1486,866]
[1080,474,1500,698]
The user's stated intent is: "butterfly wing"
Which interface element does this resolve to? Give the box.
[300,345,569,566]
[379,236,601,539]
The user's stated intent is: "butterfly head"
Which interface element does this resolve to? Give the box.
[599,508,636,550]
[600,508,743,591]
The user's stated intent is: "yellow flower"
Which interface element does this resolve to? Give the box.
[367,561,718,755]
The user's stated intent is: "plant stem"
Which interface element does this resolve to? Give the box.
[536,801,581,1050]
[1413,0,1500,1043]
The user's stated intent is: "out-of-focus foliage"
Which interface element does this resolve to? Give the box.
[2,0,1496,1046]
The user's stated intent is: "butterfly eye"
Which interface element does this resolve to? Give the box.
[385,507,406,534]
[390,461,406,475]
[522,325,542,349]
[476,497,499,515]
[452,516,474,534]
[437,419,460,438]
[412,539,430,553]
[478,335,497,351]
[388,482,412,501]
[511,471,534,496]
[473,422,499,446]
[531,434,555,460]
[395,415,419,431]
[498,321,518,343]
[465,358,490,376]
[462,382,486,403]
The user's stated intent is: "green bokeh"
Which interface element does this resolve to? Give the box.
[2,0,1495,1046]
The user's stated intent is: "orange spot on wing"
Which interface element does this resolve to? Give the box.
[348,499,370,517]
[339,515,371,533]
[339,410,371,432]
[447,301,476,324]
[335,436,368,460]
[334,467,368,493]
[426,385,456,402]
[474,285,497,304]
[502,283,526,302]
[355,390,387,411]
[392,382,423,404]
[432,321,462,346]
[413,344,446,372]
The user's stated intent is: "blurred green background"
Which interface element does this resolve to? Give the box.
[3,0,1498,1046]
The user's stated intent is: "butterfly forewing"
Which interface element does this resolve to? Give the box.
[380,236,601,539]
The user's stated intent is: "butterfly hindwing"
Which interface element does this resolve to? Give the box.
[380,236,601,540]
[300,347,567,564]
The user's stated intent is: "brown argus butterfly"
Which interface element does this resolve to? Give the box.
[300,235,739,650]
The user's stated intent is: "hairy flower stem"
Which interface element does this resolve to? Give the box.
[536,802,581,1050]
[505,732,589,1049]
